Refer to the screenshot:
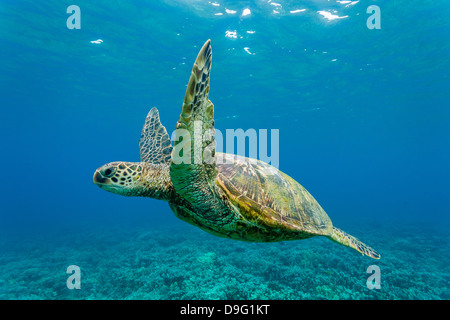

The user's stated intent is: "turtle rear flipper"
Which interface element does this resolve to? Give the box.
[328,227,381,259]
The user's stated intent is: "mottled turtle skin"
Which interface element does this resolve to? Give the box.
[93,40,380,259]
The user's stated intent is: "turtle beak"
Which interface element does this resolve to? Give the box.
[93,170,108,187]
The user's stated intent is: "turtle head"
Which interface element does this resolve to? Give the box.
[93,161,173,200]
[93,162,145,197]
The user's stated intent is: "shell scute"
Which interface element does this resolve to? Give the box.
[217,153,332,236]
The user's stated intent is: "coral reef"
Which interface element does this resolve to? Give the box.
[0,219,448,300]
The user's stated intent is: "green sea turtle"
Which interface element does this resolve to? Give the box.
[93,39,380,259]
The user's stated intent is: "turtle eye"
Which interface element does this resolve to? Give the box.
[102,167,116,177]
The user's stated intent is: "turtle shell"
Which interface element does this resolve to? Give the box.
[216,153,333,237]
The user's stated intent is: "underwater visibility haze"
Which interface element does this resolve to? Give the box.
[0,0,449,300]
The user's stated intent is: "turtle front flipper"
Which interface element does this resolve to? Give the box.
[139,107,173,164]
[170,40,224,216]
[328,227,381,259]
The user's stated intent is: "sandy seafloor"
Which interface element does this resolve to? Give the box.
[0,219,448,300]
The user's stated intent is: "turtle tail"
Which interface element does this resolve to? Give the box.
[327,227,381,259]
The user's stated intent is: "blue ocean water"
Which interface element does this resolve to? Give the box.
[0,0,449,300]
